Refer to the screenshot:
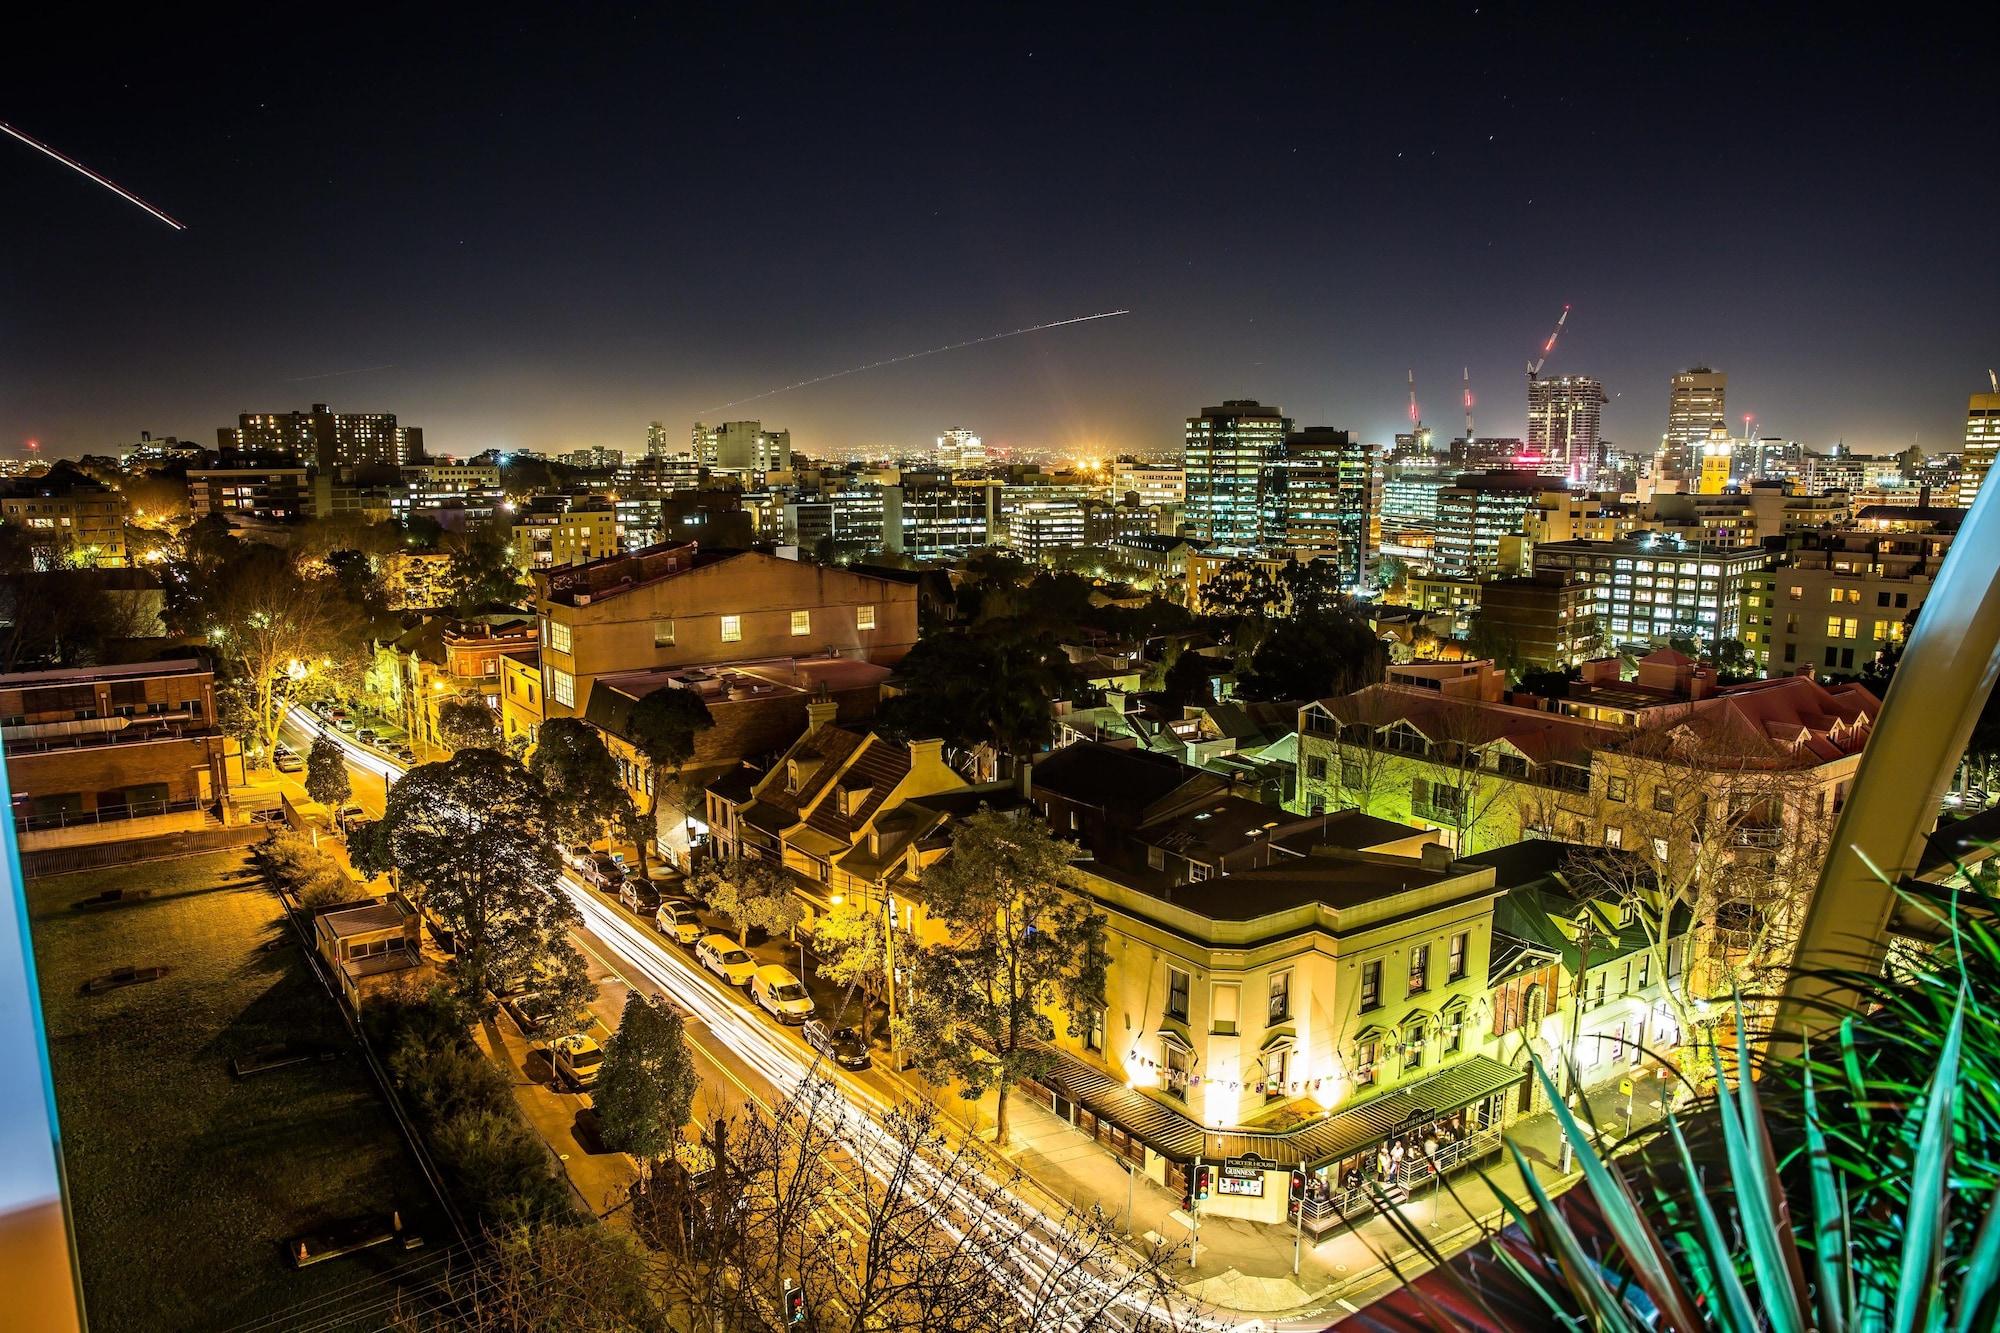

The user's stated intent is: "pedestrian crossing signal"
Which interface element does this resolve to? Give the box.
[784,1280,806,1325]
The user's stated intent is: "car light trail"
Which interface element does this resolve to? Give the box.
[1,120,187,230]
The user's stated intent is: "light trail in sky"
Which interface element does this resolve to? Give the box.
[697,308,1130,415]
[0,120,186,230]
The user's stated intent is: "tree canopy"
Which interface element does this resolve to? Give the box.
[895,810,1106,1145]
[876,628,1085,760]
[435,696,500,752]
[696,858,801,946]
[305,734,352,809]
[528,717,631,845]
[594,993,700,1175]
[360,749,573,1005]
[1233,601,1387,702]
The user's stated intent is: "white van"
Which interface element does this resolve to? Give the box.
[696,934,756,987]
[750,965,814,1024]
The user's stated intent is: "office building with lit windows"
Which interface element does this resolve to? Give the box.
[935,427,987,469]
[1526,376,1607,484]
[1432,471,1559,577]
[1184,400,1290,550]
[1262,427,1375,588]
[1663,368,1727,475]
[1958,391,2000,506]
[1740,519,1956,674]
[1531,534,1768,651]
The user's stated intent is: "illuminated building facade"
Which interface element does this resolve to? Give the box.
[1184,400,1289,550]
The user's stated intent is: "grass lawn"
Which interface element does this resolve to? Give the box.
[28,849,445,1333]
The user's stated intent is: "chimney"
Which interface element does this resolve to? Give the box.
[1016,756,1034,800]
[907,738,945,769]
[805,696,838,732]
[1420,842,1455,873]
[1793,664,1817,681]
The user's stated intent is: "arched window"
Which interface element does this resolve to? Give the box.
[1524,982,1547,1029]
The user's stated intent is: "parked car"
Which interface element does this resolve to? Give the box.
[335,716,358,733]
[585,853,625,892]
[620,877,662,914]
[563,845,593,872]
[696,934,757,987]
[654,899,703,945]
[802,1019,872,1070]
[551,1034,603,1091]
[273,747,304,773]
[392,743,415,762]
[503,990,557,1035]
[333,802,366,832]
[750,965,814,1024]
[357,728,378,745]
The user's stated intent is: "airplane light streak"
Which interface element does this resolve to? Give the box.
[697,309,1130,415]
[0,120,186,231]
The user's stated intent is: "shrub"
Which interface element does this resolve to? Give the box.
[257,829,359,908]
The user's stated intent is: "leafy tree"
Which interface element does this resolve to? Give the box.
[360,750,574,1006]
[895,810,1106,1145]
[1234,604,1387,702]
[1157,642,1221,708]
[811,896,914,1034]
[305,734,352,809]
[624,686,715,878]
[445,533,527,611]
[539,942,597,1043]
[435,696,499,752]
[1513,667,1575,702]
[697,858,801,946]
[528,717,630,845]
[1195,558,1284,617]
[877,628,1084,761]
[594,993,700,1180]
[202,546,363,758]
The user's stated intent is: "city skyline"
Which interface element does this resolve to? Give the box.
[3,11,1994,461]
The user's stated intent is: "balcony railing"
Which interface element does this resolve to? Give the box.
[13,797,210,834]
[1297,1125,1505,1228]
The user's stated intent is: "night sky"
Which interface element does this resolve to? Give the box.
[3,8,1994,462]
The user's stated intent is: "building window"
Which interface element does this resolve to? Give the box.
[1443,1007,1465,1053]
[1268,970,1291,1024]
[1356,1039,1379,1087]
[1653,788,1676,814]
[1360,960,1382,1011]
[653,619,676,648]
[857,604,876,630]
[1408,944,1430,995]
[1166,967,1190,1022]
[790,609,812,636]
[1265,1045,1288,1098]
[1163,1042,1189,1102]
[550,668,575,708]
[547,620,572,654]
[1448,931,1468,982]
[1635,954,1650,989]
[1211,982,1238,1035]
[1605,775,1628,803]
[721,614,743,643]
[1403,1021,1426,1073]
[1084,1005,1104,1053]
[1604,825,1623,848]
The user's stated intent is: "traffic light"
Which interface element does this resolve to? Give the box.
[1290,1170,1305,1204]
[784,1280,806,1326]
[1194,1165,1212,1202]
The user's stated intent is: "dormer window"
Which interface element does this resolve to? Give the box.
[841,784,873,816]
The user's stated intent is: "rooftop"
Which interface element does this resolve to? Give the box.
[0,657,209,690]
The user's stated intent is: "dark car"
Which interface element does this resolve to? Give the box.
[802,1020,872,1070]
[620,877,662,914]
[585,853,625,892]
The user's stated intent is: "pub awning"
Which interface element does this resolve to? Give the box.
[1033,1047,1525,1170]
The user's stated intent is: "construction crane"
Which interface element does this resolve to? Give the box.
[1527,304,1571,379]
[1406,369,1420,426]
[1462,367,1475,442]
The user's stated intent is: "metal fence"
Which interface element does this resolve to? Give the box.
[12,797,209,834]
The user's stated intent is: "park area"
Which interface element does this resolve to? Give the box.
[26,849,441,1332]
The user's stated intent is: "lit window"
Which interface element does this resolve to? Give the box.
[653,619,676,648]
[790,610,811,636]
[857,603,876,630]
[721,615,742,643]
[550,668,575,708]
[547,620,572,654]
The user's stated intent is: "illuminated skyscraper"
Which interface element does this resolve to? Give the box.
[935,426,986,469]
[1263,427,1374,587]
[219,402,418,470]
[1183,399,1289,549]
[1959,391,2000,506]
[1526,376,1608,485]
[1664,367,1728,475]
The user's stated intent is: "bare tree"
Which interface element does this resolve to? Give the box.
[1415,700,1519,854]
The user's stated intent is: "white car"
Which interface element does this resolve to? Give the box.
[696,934,756,987]
[750,965,814,1024]
[551,1034,603,1091]
[654,900,702,945]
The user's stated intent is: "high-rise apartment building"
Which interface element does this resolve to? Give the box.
[1526,376,1608,484]
[645,421,673,458]
[1664,368,1727,475]
[1532,534,1769,650]
[935,427,986,469]
[1958,391,2000,506]
[695,420,791,474]
[1110,462,1185,507]
[1183,400,1289,550]
[1432,471,1558,577]
[219,403,419,470]
[1262,427,1374,588]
